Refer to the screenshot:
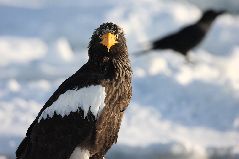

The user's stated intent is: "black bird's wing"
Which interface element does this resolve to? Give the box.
[16,62,105,159]
[152,24,206,55]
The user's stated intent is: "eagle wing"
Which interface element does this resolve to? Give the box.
[16,62,107,159]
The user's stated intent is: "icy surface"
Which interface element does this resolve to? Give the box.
[0,0,239,158]
[38,85,106,121]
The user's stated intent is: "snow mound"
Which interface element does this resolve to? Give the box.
[0,37,47,66]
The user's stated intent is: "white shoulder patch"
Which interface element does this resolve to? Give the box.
[69,147,90,159]
[38,85,106,122]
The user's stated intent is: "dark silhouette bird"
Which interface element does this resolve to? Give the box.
[134,9,225,60]
[16,22,132,159]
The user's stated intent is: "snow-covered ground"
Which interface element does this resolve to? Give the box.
[0,0,239,159]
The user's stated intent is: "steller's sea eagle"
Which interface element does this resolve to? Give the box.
[16,22,132,159]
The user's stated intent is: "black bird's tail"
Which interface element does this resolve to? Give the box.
[133,41,153,57]
[133,49,152,57]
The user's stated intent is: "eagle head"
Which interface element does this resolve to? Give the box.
[88,22,128,60]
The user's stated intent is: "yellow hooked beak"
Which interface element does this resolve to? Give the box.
[100,33,118,52]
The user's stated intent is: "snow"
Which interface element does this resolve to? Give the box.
[180,0,239,14]
[7,79,21,92]
[69,147,90,159]
[0,37,47,66]
[119,104,239,155]
[38,85,106,121]
[0,0,239,158]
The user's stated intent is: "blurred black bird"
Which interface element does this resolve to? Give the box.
[134,9,225,60]
[16,22,132,159]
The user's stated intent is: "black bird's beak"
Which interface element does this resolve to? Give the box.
[100,33,118,52]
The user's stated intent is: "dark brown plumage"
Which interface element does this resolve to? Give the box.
[16,22,132,159]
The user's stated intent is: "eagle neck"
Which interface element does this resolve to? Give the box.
[112,57,132,80]
[89,56,132,80]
